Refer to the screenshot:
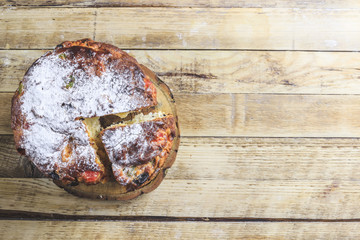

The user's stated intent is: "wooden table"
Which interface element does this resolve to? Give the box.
[2,1,360,239]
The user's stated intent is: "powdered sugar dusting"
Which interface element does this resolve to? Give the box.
[101,117,173,167]
[111,159,132,185]
[101,116,175,186]
[102,124,144,166]
[18,47,154,178]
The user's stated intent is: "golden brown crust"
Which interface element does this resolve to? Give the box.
[56,39,144,78]
[59,39,133,60]
[55,39,157,108]
[11,87,26,154]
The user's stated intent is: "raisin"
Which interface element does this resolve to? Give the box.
[17,148,25,155]
[49,171,60,180]
[133,172,149,186]
[69,179,79,186]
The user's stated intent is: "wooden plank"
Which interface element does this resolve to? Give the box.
[0,8,95,49]
[3,136,360,182]
[0,93,12,135]
[136,51,360,95]
[178,94,360,137]
[235,94,360,138]
[2,0,360,9]
[0,135,24,178]
[1,221,360,240]
[3,50,360,94]
[96,8,360,51]
[2,8,360,50]
[4,93,360,137]
[2,178,360,218]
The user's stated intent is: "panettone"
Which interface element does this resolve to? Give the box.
[11,39,179,198]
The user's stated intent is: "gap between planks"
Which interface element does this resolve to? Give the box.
[2,220,360,240]
[4,210,360,222]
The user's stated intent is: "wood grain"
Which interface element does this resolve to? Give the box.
[2,220,360,240]
[96,8,360,51]
[5,93,360,137]
[136,51,360,95]
[0,135,24,178]
[0,8,95,49]
[2,0,360,9]
[0,93,12,135]
[2,8,360,50]
[3,136,360,182]
[2,178,360,219]
[3,50,360,94]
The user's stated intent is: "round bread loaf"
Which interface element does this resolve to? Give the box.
[11,39,180,199]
